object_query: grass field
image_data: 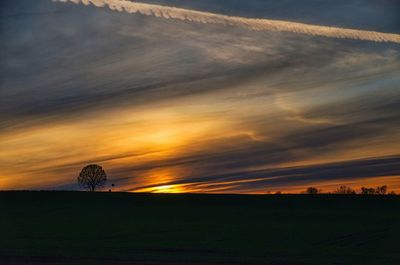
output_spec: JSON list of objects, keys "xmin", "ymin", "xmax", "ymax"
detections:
[{"xmin": 1, "ymin": 192, "xmax": 399, "ymax": 265}]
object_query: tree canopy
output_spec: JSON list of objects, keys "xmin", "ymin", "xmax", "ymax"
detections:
[{"xmin": 78, "ymin": 164, "xmax": 107, "ymax": 191}]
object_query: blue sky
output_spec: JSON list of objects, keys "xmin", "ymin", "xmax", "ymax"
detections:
[{"xmin": 1, "ymin": 0, "xmax": 399, "ymax": 193}]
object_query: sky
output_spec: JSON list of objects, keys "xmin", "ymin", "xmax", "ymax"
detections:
[{"xmin": 1, "ymin": 0, "xmax": 400, "ymax": 193}]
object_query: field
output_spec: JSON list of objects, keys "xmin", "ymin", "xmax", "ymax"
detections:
[{"xmin": 1, "ymin": 192, "xmax": 399, "ymax": 265}]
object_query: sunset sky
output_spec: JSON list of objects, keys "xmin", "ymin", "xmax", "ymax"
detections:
[{"xmin": 1, "ymin": 0, "xmax": 399, "ymax": 193}]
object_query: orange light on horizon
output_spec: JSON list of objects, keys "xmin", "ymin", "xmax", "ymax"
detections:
[{"xmin": 135, "ymin": 184, "xmax": 187, "ymax": 193}]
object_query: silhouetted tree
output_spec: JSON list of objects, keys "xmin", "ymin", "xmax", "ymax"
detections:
[
  {"xmin": 389, "ymin": 191, "xmax": 397, "ymax": 196},
  {"xmin": 375, "ymin": 185, "xmax": 387, "ymax": 195},
  {"xmin": 360, "ymin": 187, "xmax": 376, "ymax": 195},
  {"xmin": 78, "ymin": 164, "xmax": 107, "ymax": 192},
  {"xmin": 306, "ymin": 187, "xmax": 320, "ymax": 194},
  {"xmin": 360, "ymin": 185, "xmax": 390, "ymax": 195},
  {"xmin": 333, "ymin": 185, "xmax": 356, "ymax": 195}
]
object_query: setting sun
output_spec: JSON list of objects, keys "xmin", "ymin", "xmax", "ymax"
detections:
[
  {"xmin": 137, "ymin": 184, "xmax": 186, "ymax": 193},
  {"xmin": 1, "ymin": 1, "xmax": 400, "ymax": 264}
]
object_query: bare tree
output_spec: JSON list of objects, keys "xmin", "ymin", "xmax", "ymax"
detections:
[
  {"xmin": 360, "ymin": 186, "xmax": 388, "ymax": 195},
  {"xmin": 361, "ymin": 187, "xmax": 376, "ymax": 195},
  {"xmin": 305, "ymin": 187, "xmax": 320, "ymax": 194},
  {"xmin": 375, "ymin": 185, "xmax": 387, "ymax": 195},
  {"xmin": 333, "ymin": 185, "xmax": 356, "ymax": 195},
  {"xmin": 78, "ymin": 164, "xmax": 107, "ymax": 192}
]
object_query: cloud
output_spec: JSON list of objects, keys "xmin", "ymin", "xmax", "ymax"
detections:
[
  {"xmin": 128, "ymin": 155, "xmax": 400, "ymax": 193},
  {"xmin": 53, "ymin": 0, "xmax": 400, "ymax": 44},
  {"xmin": 1, "ymin": 0, "xmax": 399, "ymax": 192}
]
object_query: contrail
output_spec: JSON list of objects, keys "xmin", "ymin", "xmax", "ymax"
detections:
[{"xmin": 54, "ymin": 0, "xmax": 400, "ymax": 44}]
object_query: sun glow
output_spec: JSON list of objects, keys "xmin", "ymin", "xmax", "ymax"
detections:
[
  {"xmin": 0, "ymin": 104, "xmax": 233, "ymax": 190},
  {"xmin": 137, "ymin": 184, "xmax": 187, "ymax": 193}
]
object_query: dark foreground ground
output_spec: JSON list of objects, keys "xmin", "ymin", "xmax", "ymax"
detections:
[{"xmin": 0, "ymin": 192, "xmax": 399, "ymax": 265}]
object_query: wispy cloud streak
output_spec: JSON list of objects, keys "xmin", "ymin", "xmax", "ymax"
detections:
[
  {"xmin": 127, "ymin": 155, "xmax": 400, "ymax": 193},
  {"xmin": 1, "ymin": 0, "xmax": 399, "ymax": 192},
  {"xmin": 53, "ymin": 0, "xmax": 400, "ymax": 44}
]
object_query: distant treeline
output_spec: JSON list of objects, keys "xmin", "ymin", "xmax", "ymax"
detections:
[{"xmin": 303, "ymin": 185, "xmax": 396, "ymax": 195}]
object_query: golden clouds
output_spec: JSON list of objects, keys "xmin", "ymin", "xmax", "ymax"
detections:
[
  {"xmin": 0, "ymin": 104, "xmax": 235, "ymax": 190},
  {"xmin": 2, "ymin": 1, "xmax": 400, "ymax": 193}
]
